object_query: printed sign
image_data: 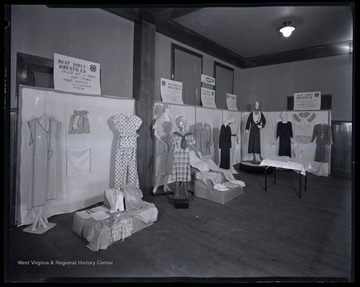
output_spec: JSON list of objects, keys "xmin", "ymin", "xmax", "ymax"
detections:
[
  {"xmin": 201, "ymin": 74, "xmax": 215, "ymax": 86},
  {"xmin": 160, "ymin": 78, "xmax": 184, "ymax": 104},
  {"xmin": 226, "ymin": 93, "xmax": 238, "ymax": 111},
  {"xmin": 54, "ymin": 53, "xmax": 101, "ymax": 95},
  {"xmin": 294, "ymin": 91, "xmax": 321, "ymax": 110},
  {"xmin": 201, "ymin": 87, "xmax": 216, "ymax": 108}
]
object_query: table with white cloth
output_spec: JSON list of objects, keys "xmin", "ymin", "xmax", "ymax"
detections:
[{"xmin": 259, "ymin": 156, "xmax": 312, "ymax": 198}]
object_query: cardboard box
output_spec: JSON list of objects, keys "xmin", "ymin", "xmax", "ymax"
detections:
[{"xmin": 194, "ymin": 179, "xmax": 244, "ymax": 204}]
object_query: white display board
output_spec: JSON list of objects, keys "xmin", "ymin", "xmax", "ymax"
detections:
[{"xmin": 17, "ymin": 86, "xmax": 135, "ymax": 226}]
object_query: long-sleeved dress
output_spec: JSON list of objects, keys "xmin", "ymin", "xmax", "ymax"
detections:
[
  {"xmin": 311, "ymin": 123, "xmax": 333, "ymax": 163},
  {"xmin": 245, "ymin": 111, "xmax": 266, "ymax": 154},
  {"xmin": 219, "ymin": 124, "xmax": 232, "ymax": 169},
  {"xmin": 277, "ymin": 121, "xmax": 293, "ymax": 157}
]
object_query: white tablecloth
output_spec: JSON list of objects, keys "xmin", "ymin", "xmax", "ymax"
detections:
[{"xmin": 259, "ymin": 156, "xmax": 311, "ymax": 176}]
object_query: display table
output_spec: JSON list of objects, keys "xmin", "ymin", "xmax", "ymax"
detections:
[
  {"xmin": 259, "ymin": 156, "xmax": 312, "ymax": 198},
  {"xmin": 194, "ymin": 179, "xmax": 244, "ymax": 204},
  {"xmin": 73, "ymin": 202, "xmax": 158, "ymax": 251}
]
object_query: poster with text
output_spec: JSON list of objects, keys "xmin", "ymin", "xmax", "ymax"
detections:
[
  {"xmin": 294, "ymin": 91, "xmax": 321, "ymax": 110},
  {"xmin": 201, "ymin": 87, "xmax": 216, "ymax": 108},
  {"xmin": 160, "ymin": 78, "xmax": 184, "ymax": 104},
  {"xmin": 226, "ymin": 93, "xmax": 238, "ymax": 111},
  {"xmin": 201, "ymin": 74, "xmax": 215, "ymax": 85},
  {"xmin": 54, "ymin": 53, "xmax": 101, "ymax": 95}
]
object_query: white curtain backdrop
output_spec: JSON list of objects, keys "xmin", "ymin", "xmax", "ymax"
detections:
[{"xmin": 17, "ymin": 86, "xmax": 135, "ymax": 226}]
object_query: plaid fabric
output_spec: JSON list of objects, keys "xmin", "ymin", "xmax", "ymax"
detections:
[
  {"xmin": 111, "ymin": 217, "xmax": 133, "ymax": 242},
  {"xmin": 171, "ymin": 133, "xmax": 195, "ymax": 182}
]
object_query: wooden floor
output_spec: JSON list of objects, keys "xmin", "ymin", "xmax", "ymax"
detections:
[{"xmin": 5, "ymin": 168, "xmax": 353, "ymax": 283}]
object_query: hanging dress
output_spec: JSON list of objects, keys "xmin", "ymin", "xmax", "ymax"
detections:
[
  {"xmin": 153, "ymin": 117, "xmax": 175, "ymax": 176},
  {"xmin": 112, "ymin": 113, "xmax": 142, "ymax": 188},
  {"xmin": 311, "ymin": 123, "xmax": 333, "ymax": 163},
  {"xmin": 277, "ymin": 121, "xmax": 293, "ymax": 157},
  {"xmin": 219, "ymin": 124, "xmax": 232, "ymax": 169},
  {"xmin": 190, "ymin": 122, "xmax": 212, "ymax": 156},
  {"xmin": 27, "ymin": 114, "xmax": 61, "ymax": 209}
]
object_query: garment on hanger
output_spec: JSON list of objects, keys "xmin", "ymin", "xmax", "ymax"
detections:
[
  {"xmin": 171, "ymin": 131, "xmax": 195, "ymax": 182},
  {"xmin": 190, "ymin": 122, "xmax": 212, "ymax": 156},
  {"xmin": 219, "ymin": 124, "xmax": 232, "ymax": 169},
  {"xmin": 27, "ymin": 113, "xmax": 61, "ymax": 209},
  {"xmin": 112, "ymin": 113, "xmax": 142, "ymax": 188},
  {"xmin": 311, "ymin": 123, "xmax": 333, "ymax": 163},
  {"xmin": 277, "ymin": 121, "xmax": 293, "ymax": 157},
  {"xmin": 68, "ymin": 110, "xmax": 90, "ymax": 134},
  {"xmin": 245, "ymin": 111, "xmax": 266, "ymax": 154}
]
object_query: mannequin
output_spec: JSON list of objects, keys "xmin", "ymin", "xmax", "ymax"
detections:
[
  {"xmin": 152, "ymin": 104, "xmax": 175, "ymax": 194},
  {"xmin": 245, "ymin": 101, "xmax": 266, "ymax": 163},
  {"xmin": 275, "ymin": 111, "xmax": 294, "ymax": 157},
  {"xmin": 171, "ymin": 116, "xmax": 200, "ymax": 199}
]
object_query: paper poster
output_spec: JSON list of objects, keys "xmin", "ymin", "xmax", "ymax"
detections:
[
  {"xmin": 293, "ymin": 91, "xmax": 321, "ymax": 110},
  {"xmin": 160, "ymin": 78, "xmax": 184, "ymax": 104},
  {"xmin": 201, "ymin": 74, "xmax": 215, "ymax": 86},
  {"xmin": 54, "ymin": 53, "xmax": 101, "ymax": 95},
  {"xmin": 201, "ymin": 87, "xmax": 216, "ymax": 108},
  {"xmin": 226, "ymin": 93, "xmax": 238, "ymax": 111}
]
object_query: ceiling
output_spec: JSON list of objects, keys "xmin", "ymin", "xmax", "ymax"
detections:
[{"xmin": 102, "ymin": 4, "xmax": 354, "ymax": 68}]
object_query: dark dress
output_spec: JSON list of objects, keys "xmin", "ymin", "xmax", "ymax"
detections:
[
  {"xmin": 277, "ymin": 121, "xmax": 293, "ymax": 157},
  {"xmin": 219, "ymin": 124, "xmax": 232, "ymax": 169},
  {"xmin": 245, "ymin": 112, "xmax": 266, "ymax": 154},
  {"xmin": 311, "ymin": 123, "xmax": 333, "ymax": 163}
]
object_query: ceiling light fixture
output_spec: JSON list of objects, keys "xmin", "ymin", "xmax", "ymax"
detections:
[{"xmin": 279, "ymin": 21, "xmax": 295, "ymax": 38}]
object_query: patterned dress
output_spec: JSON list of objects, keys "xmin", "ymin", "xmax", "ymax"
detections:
[
  {"xmin": 112, "ymin": 113, "xmax": 142, "ymax": 188},
  {"xmin": 171, "ymin": 131, "xmax": 195, "ymax": 182}
]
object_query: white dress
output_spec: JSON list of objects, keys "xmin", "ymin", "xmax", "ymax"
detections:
[{"xmin": 27, "ymin": 114, "xmax": 61, "ymax": 209}]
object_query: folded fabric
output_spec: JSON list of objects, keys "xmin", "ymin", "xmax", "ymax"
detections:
[
  {"xmin": 229, "ymin": 180, "xmax": 246, "ymax": 188},
  {"xmin": 120, "ymin": 185, "xmax": 144, "ymax": 211},
  {"xmin": 105, "ymin": 189, "xmax": 125, "ymax": 212},
  {"xmin": 214, "ymin": 183, "xmax": 229, "ymax": 191}
]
